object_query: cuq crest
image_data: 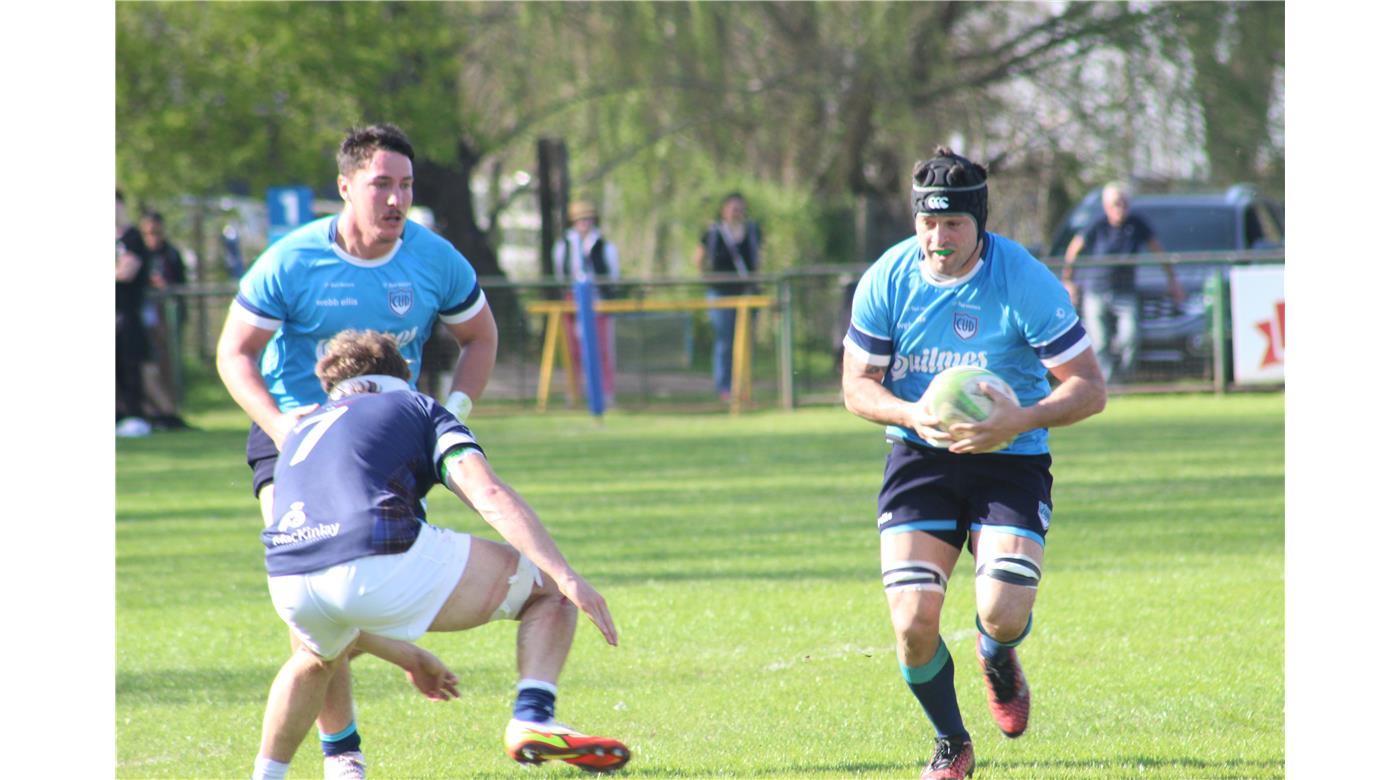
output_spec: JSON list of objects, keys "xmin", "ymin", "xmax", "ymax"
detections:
[
  {"xmin": 953, "ymin": 311, "xmax": 978, "ymax": 340},
  {"xmin": 387, "ymin": 285, "xmax": 414, "ymax": 317}
]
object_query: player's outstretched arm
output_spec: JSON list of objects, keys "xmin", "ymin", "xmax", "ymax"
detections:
[
  {"xmin": 352, "ymin": 633, "xmax": 460, "ymax": 701},
  {"xmin": 841, "ymin": 349, "xmax": 950, "ymax": 446},
  {"xmin": 444, "ymin": 453, "xmax": 619, "ymax": 646}
]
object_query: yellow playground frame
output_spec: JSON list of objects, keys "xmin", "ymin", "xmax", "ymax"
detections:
[{"xmin": 527, "ymin": 295, "xmax": 773, "ymax": 415}]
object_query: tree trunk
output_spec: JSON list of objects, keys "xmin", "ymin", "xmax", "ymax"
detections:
[{"xmin": 413, "ymin": 138, "xmax": 527, "ymax": 389}]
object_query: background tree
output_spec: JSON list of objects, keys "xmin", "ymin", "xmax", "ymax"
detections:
[
  {"xmin": 1173, "ymin": 1, "xmax": 1285, "ymax": 193},
  {"xmin": 117, "ymin": 1, "xmax": 1284, "ymax": 280}
]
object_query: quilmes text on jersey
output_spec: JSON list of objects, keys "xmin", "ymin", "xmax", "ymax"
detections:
[{"xmin": 888, "ymin": 347, "xmax": 988, "ymax": 380}]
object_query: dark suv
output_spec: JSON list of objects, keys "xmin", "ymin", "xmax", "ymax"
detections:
[{"xmin": 1045, "ymin": 185, "xmax": 1284, "ymax": 367}]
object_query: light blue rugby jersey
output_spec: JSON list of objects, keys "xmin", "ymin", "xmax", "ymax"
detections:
[
  {"xmin": 844, "ymin": 232, "xmax": 1090, "ymax": 455},
  {"xmin": 233, "ymin": 216, "xmax": 486, "ymax": 411}
]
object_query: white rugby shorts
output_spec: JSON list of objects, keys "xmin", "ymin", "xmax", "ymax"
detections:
[{"xmin": 267, "ymin": 524, "xmax": 473, "ymax": 659}]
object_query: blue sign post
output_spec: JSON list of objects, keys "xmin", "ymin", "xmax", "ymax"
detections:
[
  {"xmin": 573, "ymin": 278, "xmax": 607, "ymax": 418},
  {"xmin": 267, "ymin": 185, "xmax": 315, "ymax": 244}
]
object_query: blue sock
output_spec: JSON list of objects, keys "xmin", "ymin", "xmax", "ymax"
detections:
[
  {"xmin": 900, "ymin": 638, "xmax": 968, "ymax": 740},
  {"xmin": 976, "ymin": 613, "xmax": 1033, "ymax": 662},
  {"xmin": 319, "ymin": 721, "xmax": 361, "ymax": 757},
  {"xmin": 513, "ymin": 679, "xmax": 558, "ymax": 724}
]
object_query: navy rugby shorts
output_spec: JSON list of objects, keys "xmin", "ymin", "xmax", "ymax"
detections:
[
  {"xmin": 876, "ymin": 438, "xmax": 1054, "ymax": 551},
  {"xmin": 245, "ymin": 423, "xmax": 278, "ymax": 498}
]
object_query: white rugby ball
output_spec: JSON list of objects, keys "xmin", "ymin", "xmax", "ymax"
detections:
[{"xmin": 922, "ymin": 365, "xmax": 1019, "ymax": 450}]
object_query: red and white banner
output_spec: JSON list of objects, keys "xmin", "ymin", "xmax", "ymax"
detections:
[{"xmin": 1230, "ymin": 266, "xmax": 1285, "ymax": 384}]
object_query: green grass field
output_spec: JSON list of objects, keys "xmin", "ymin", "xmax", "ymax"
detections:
[{"xmin": 116, "ymin": 393, "xmax": 1283, "ymax": 779}]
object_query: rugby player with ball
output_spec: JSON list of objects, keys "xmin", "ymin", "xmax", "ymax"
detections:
[{"xmin": 842, "ymin": 148, "xmax": 1106, "ymax": 779}]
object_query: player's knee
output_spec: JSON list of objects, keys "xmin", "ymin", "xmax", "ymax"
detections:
[
  {"xmin": 977, "ymin": 608, "xmax": 1030, "ymax": 644},
  {"xmin": 889, "ymin": 596, "xmax": 942, "ymax": 643},
  {"xmin": 893, "ymin": 614, "xmax": 943, "ymax": 666},
  {"xmin": 975, "ymin": 554, "xmax": 1040, "ymax": 640},
  {"xmin": 522, "ymin": 572, "xmax": 577, "ymax": 621},
  {"xmin": 884, "ymin": 560, "xmax": 947, "ymax": 635}
]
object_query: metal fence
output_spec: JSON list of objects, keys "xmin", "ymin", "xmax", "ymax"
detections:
[{"xmin": 156, "ymin": 249, "xmax": 1283, "ymax": 413}]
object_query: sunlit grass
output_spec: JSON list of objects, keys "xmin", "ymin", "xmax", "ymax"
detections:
[{"xmin": 117, "ymin": 394, "xmax": 1282, "ymax": 778}]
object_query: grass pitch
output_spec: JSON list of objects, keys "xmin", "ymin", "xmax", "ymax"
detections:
[{"xmin": 116, "ymin": 393, "xmax": 1282, "ymax": 778}]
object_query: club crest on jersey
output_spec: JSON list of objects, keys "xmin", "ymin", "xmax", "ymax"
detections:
[
  {"xmin": 387, "ymin": 284, "xmax": 414, "ymax": 317},
  {"xmin": 953, "ymin": 312, "xmax": 978, "ymax": 340}
]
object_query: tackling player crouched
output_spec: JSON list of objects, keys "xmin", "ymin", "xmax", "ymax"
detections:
[
  {"xmin": 842, "ymin": 148, "xmax": 1105, "ymax": 780},
  {"xmin": 251, "ymin": 330, "xmax": 628, "ymax": 779}
]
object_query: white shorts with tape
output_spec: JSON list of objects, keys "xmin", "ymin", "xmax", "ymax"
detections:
[{"xmin": 267, "ymin": 523, "xmax": 473, "ymax": 660}]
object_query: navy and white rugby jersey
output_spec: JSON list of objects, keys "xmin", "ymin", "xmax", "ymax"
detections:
[
  {"xmin": 232, "ymin": 216, "xmax": 487, "ymax": 412},
  {"xmin": 263, "ymin": 380, "xmax": 481, "ymax": 576},
  {"xmin": 844, "ymin": 232, "xmax": 1090, "ymax": 455}
]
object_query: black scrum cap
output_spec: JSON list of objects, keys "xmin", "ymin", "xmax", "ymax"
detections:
[{"xmin": 911, "ymin": 149, "xmax": 988, "ymax": 244}]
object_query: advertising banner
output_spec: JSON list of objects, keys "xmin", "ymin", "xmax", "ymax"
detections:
[{"xmin": 1229, "ymin": 266, "xmax": 1285, "ymax": 384}]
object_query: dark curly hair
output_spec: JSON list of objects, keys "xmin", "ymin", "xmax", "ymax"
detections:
[{"xmin": 337, "ymin": 124, "xmax": 416, "ymax": 176}]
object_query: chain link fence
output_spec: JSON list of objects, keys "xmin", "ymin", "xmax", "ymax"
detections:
[{"xmin": 154, "ymin": 249, "xmax": 1282, "ymax": 414}]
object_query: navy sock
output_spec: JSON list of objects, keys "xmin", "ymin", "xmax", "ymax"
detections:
[
  {"xmin": 319, "ymin": 721, "xmax": 361, "ymax": 757},
  {"xmin": 513, "ymin": 681, "xmax": 557, "ymax": 724},
  {"xmin": 900, "ymin": 638, "xmax": 968, "ymax": 740},
  {"xmin": 976, "ymin": 613, "xmax": 1033, "ymax": 662}
]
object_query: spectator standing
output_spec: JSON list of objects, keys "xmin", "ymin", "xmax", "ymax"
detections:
[
  {"xmin": 222, "ymin": 222, "xmax": 245, "ymax": 278},
  {"xmin": 1059, "ymin": 182, "xmax": 1184, "ymax": 385},
  {"xmin": 693, "ymin": 192, "xmax": 761, "ymax": 400},
  {"xmin": 551, "ymin": 201, "xmax": 620, "ymax": 406},
  {"xmin": 115, "ymin": 190, "xmax": 152, "ymax": 437},
  {"xmin": 139, "ymin": 211, "xmax": 193, "ymax": 431}
]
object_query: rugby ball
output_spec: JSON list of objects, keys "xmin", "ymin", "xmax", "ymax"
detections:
[{"xmin": 922, "ymin": 365, "xmax": 1019, "ymax": 450}]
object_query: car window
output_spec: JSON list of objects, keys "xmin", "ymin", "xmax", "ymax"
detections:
[
  {"xmin": 1135, "ymin": 206, "xmax": 1238, "ymax": 252},
  {"xmin": 1244, "ymin": 207, "xmax": 1263, "ymax": 248}
]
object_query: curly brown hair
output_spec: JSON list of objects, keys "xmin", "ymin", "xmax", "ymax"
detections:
[{"xmin": 315, "ymin": 330, "xmax": 411, "ymax": 392}]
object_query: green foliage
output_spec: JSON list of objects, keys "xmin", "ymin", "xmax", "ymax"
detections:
[
  {"xmin": 117, "ymin": 395, "xmax": 1282, "ymax": 778},
  {"xmin": 1170, "ymin": 1, "xmax": 1285, "ymax": 194},
  {"xmin": 117, "ymin": 2, "xmax": 470, "ymax": 202},
  {"xmin": 118, "ymin": 3, "xmax": 1283, "ymax": 274}
]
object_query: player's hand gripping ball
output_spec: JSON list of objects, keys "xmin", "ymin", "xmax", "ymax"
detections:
[{"xmin": 924, "ymin": 365, "xmax": 1019, "ymax": 451}]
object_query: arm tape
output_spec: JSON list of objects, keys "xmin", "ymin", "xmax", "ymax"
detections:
[
  {"xmin": 444, "ymin": 390, "xmax": 473, "ymax": 421},
  {"xmin": 438, "ymin": 444, "xmax": 482, "ymax": 485}
]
